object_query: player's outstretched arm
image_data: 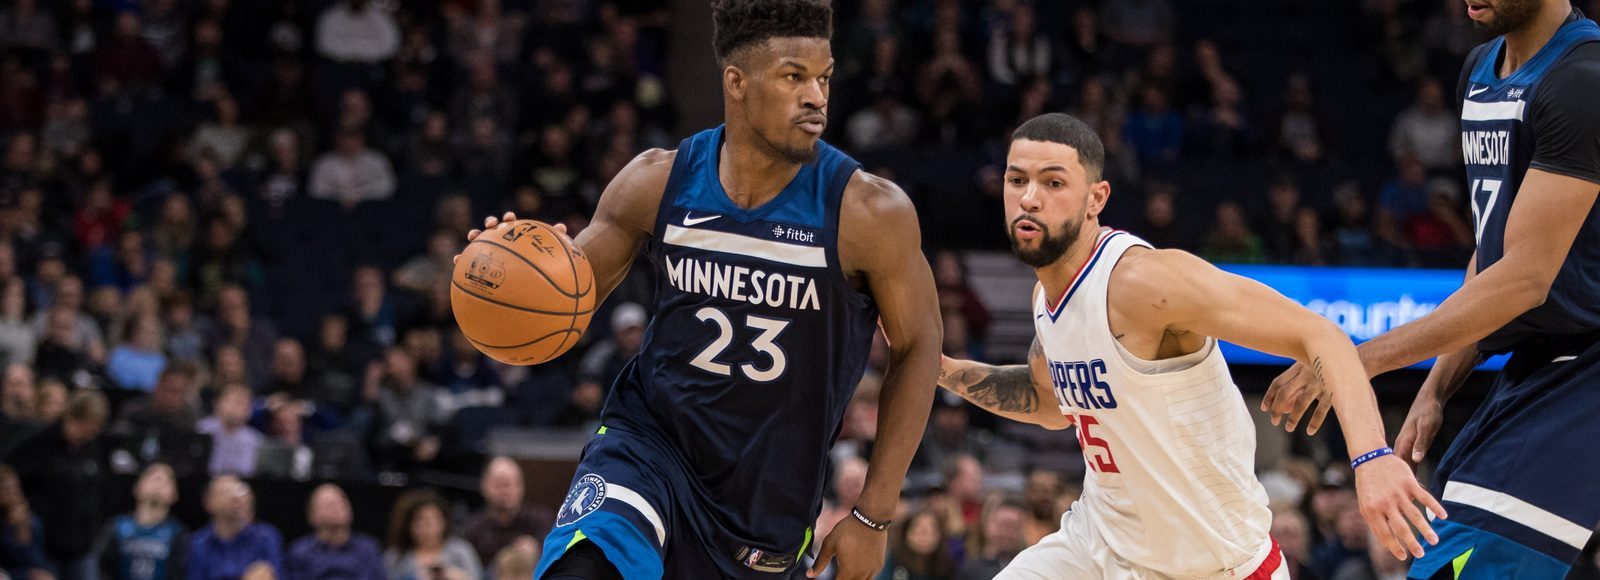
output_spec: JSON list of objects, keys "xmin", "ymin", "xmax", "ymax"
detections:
[
  {"xmin": 808, "ymin": 173, "xmax": 942, "ymax": 580},
  {"xmin": 938, "ymin": 338, "xmax": 1072, "ymax": 430},
  {"xmin": 1112, "ymin": 249, "xmax": 1447, "ymax": 561},
  {"xmin": 460, "ymin": 149, "xmax": 673, "ymax": 312},
  {"xmin": 1265, "ymin": 252, "xmax": 1481, "ymax": 438},
  {"xmin": 1357, "ymin": 169, "xmax": 1599, "ymax": 377}
]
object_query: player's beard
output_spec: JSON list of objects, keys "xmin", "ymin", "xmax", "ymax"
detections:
[
  {"xmin": 1475, "ymin": 0, "xmax": 1542, "ymax": 37},
  {"xmin": 1009, "ymin": 214, "xmax": 1083, "ymax": 269}
]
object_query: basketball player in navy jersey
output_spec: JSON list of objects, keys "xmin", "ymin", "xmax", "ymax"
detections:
[
  {"xmin": 460, "ymin": 1, "xmax": 941, "ymax": 578},
  {"xmin": 1264, "ymin": 1, "xmax": 1600, "ymax": 577}
]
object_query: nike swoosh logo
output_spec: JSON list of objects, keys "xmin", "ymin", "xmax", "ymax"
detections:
[
  {"xmin": 1468, "ymin": 86, "xmax": 1490, "ymax": 97},
  {"xmin": 683, "ymin": 213, "xmax": 721, "ymax": 226}
]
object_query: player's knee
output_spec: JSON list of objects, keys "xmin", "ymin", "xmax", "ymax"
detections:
[{"xmin": 543, "ymin": 540, "xmax": 624, "ymax": 580}]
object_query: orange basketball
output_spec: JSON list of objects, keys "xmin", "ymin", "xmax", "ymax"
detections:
[{"xmin": 451, "ymin": 220, "xmax": 595, "ymax": 365}]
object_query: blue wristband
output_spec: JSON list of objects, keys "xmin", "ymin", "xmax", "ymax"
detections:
[{"xmin": 1350, "ymin": 447, "xmax": 1394, "ymax": 470}]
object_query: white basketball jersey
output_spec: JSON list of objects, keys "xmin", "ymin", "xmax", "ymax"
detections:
[{"xmin": 1033, "ymin": 229, "xmax": 1274, "ymax": 578}]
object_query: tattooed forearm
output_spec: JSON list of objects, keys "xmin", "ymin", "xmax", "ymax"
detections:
[
  {"xmin": 1311, "ymin": 356, "xmax": 1325, "ymax": 383},
  {"xmin": 943, "ymin": 365, "xmax": 1038, "ymax": 413}
]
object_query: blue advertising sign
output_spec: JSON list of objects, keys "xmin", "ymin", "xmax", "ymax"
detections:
[{"xmin": 1215, "ymin": 264, "xmax": 1507, "ymax": 371}]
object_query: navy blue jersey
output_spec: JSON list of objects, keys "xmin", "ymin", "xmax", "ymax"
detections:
[
  {"xmin": 599, "ymin": 126, "xmax": 878, "ymax": 551},
  {"xmin": 105, "ymin": 516, "xmax": 184, "ymax": 580},
  {"xmin": 1460, "ymin": 12, "xmax": 1600, "ymax": 352}
]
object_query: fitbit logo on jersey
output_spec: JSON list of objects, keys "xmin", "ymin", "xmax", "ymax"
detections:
[{"xmin": 664, "ymin": 255, "xmax": 822, "ymax": 310}]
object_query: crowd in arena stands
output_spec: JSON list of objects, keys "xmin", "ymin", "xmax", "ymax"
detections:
[{"xmin": 0, "ymin": 0, "xmax": 1596, "ymax": 579}]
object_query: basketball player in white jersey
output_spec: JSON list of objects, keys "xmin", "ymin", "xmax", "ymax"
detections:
[{"xmin": 935, "ymin": 113, "xmax": 1448, "ymax": 579}]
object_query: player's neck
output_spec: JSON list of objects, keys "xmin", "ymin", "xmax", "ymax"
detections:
[
  {"xmin": 1501, "ymin": 3, "xmax": 1573, "ymax": 76},
  {"xmin": 718, "ymin": 130, "xmax": 804, "ymax": 210},
  {"xmin": 1034, "ymin": 225, "xmax": 1104, "ymax": 305}
]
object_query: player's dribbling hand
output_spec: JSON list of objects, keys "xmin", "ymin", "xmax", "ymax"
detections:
[
  {"xmin": 1261, "ymin": 361, "xmax": 1334, "ymax": 435},
  {"xmin": 1394, "ymin": 394, "xmax": 1445, "ymax": 467},
  {"xmin": 455, "ymin": 212, "xmax": 570, "ymax": 264},
  {"xmin": 807, "ymin": 515, "xmax": 887, "ymax": 580},
  {"xmin": 1354, "ymin": 455, "xmax": 1448, "ymax": 561}
]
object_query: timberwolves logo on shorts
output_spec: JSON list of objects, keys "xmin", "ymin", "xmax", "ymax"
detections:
[{"xmin": 556, "ymin": 473, "xmax": 607, "ymax": 527}]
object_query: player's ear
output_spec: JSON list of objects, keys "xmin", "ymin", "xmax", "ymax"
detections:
[
  {"xmin": 723, "ymin": 64, "xmax": 747, "ymax": 101},
  {"xmin": 1086, "ymin": 179, "xmax": 1111, "ymax": 220}
]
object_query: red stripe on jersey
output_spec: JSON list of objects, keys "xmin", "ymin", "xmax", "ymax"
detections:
[
  {"xmin": 1245, "ymin": 537, "xmax": 1284, "ymax": 580},
  {"xmin": 1045, "ymin": 228, "xmax": 1124, "ymax": 316}
]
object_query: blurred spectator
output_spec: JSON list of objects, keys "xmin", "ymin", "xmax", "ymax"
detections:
[
  {"xmin": 447, "ymin": 0, "xmax": 525, "ymax": 66},
  {"xmin": 459, "ymin": 457, "xmax": 552, "ymax": 566},
  {"xmin": 954, "ymin": 498, "xmax": 1026, "ymax": 580},
  {"xmin": 1309, "ymin": 469, "xmax": 1363, "ymax": 578},
  {"xmin": 93, "ymin": 12, "xmax": 164, "ymax": 89},
  {"xmin": 196, "ymin": 383, "xmax": 263, "ymax": 477},
  {"xmin": 0, "ymin": 463, "xmax": 52, "ymax": 580},
  {"xmin": 489, "ymin": 543, "xmax": 535, "ymax": 580},
  {"xmin": 1329, "ymin": 183, "xmax": 1394, "ymax": 267},
  {"xmin": 1271, "ymin": 508, "xmax": 1321, "ymax": 580},
  {"xmin": 1404, "ymin": 178, "xmax": 1474, "ymax": 267},
  {"xmin": 0, "ymin": 280, "xmax": 34, "ymax": 370},
  {"xmin": 107, "ymin": 315, "xmax": 166, "ymax": 391},
  {"xmin": 1330, "ymin": 531, "xmax": 1408, "ymax": 580},
  {"xmin": 1135, "ymin": 183, "xmax": 1188, "ymax": 250},
  {"xmin": 393, "ymin": 232, "xmax": 458, "ymax": 294},
  {"xmin": 943, "ymin": 455, "xmax": 985, "ymax": 545},
  {"xmin": 0, "ymin": 0, "xmax": 55, "ymax": 54},
  {"xmin": 315, "ymin": 0, "xmax": 400, "ymax": 65},
  {"xmin": 1188, "ymin": 76, "xmax": 1253, "ymax": 159},
  {"xmin": 30, "ymin": 379, "xmax": 62, "ymax": 424},
  {"xmin": 264, "ymin": 338, "xmax": 352, "ymax": 422},
  {"xmin": 1389, "ymin": 79, "xmax": 1458, "ymax": 170},
  {"xmin": 1123, "ymin": 84, "xmax": 1183, "ymax": 169},
  {"xmin": 1199, "ymin": 201, "xmax": 1266, "ymax": 264},
  {"xmin": 308, "ymin": 129, "xmax": 396, "ymax": 209},
  {"xmin": 1021, "ymin": 469, "xmax": 1062, "ymax": 546},
  {"xmin": 879, "ymin": 510, "xmax": 955, "ymax": 580},
  {"xmin": 4, "ymin": 389, "xmax": 108, "ymax": 580},
  {"xmin": 383, "ymin": 490, "xmax": 482, "ymax": 580},
  {"xmin": 95, "ymin": 463, "xmax": 186, "ymax": 580},
  {"xmin": 346, "ymin": 267, "xmax": 404, "ymax": 353},
  {"xmin": 112, "ymin": 364, "xmax": 199, "ymax": 442},
  {"xmin": 0, "ymin": 364, "xmax": 36, "ymax": 455},
  {"xmin": 372, "ymin": 348, "xmax": 446, "ymax": 471},
  {"xmin": 1101, "ymin": 0, "xmax": 1176, "ymax": 49},
  {"xmin": 161, "ymin": 293, "xmax": 210, "ymax": 365},
  {"xmin": 846, "ymin": 89, "xmax": 920, "ymax": 153},
  {"xmin": 986, "ymin": 5, "xmax": 1051, "ymax": 87},
  {"xmin": 189, "ymin": 96, "xmax": 252, "ymax": 171},
  {"xmin": 932, "ymin": 252, "xmax": 991, "ymax": 355},
  {"xmin": 187, "ymin": 477, "xmax": 283, "ymax": 580},
  {"xmin": 1291, "ymin": 209, "xmax": 1330, "ymax": 266},
  {"xmin": 30, "ymin": 277, "xmax": 105, "ymax": 361},
  {"xmin": 1375, "ymin": 155, "xmax": 1430, "ymax": 245},
  {"xmin": 40, "ymin": 99, "xmax": 89, "ymax": 160},
  {"xmin": 169, "ymin": 17, "xmax": 237, "ymax": 104},
  {"xmin": 1275, "ymin": 74, "xmax": 1327, "ymax": 166},
  {"xmin": 285, "ymin": 484, "xmax": 384, "ymax": 580},
  {"xmin": 449, "ymin": 58, "xmax": 518, "ymax": 136},
  {"xmin": 569, "ymin": 303, "xmax": 644, "ymax": 423}
]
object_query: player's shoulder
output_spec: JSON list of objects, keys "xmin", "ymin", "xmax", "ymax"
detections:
[
  {"xmin": 1109, "ymin": 247, "xmax": 1212, "ymax": 299},
  {"xmin": 619, "ymin": 147, "xmax": 678, "ymax": 187},
  {"xmin": 841, "ymin": 169, "xmax": 915, "ymax": 220}
]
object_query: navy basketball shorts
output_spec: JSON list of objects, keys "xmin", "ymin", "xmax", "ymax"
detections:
[
  {"xmin": 1409, "ymin": 334, "xmax": 1600, "ymax": 579},
  {"xmin": 535, "ymin": 426, "xmax": 814, "ymax": 579}
]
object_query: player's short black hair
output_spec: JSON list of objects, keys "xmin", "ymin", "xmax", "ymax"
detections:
[
  {"xmin": 711, "ymin": 0, "xmax": 832, "ymax": 66},
  {"xmin": 1012, "ymin": 113, "xmax": 1106, "ymax": 182}
]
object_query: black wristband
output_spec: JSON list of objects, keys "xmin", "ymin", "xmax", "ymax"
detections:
[{"xmin": 850, "ymin": 506, "xmax": 890, "ymax": 531}]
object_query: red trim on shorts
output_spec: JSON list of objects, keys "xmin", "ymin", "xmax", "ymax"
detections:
[{"xmin": 1244, "ymin": 537, "xmax": 1284, "ymax": 580}]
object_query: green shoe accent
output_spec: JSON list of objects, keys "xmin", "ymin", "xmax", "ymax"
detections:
[
  {"xmin": 565, "ymin": 530, "xmax": 589, "ymax": 551},
  {"xmin": 1452, "ymin": 547, "xmax": 1475, "ymax": 579},
  {"xmin": 598, "ymin": 426, "xmax": 608, "ymax": 435},
  {"xmin": 796, "ymin": 527, "xmax": 814, "ymax": 560}
]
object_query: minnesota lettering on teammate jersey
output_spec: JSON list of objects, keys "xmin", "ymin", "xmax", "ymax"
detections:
[{"xmin": 662, "ymin": 254, "xmax": 823, "ymax": 311}]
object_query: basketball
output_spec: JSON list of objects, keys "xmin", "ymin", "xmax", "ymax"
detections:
[{"xmin": 451, "ymin": 220, "xmax": 596, "ymax": 366}]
